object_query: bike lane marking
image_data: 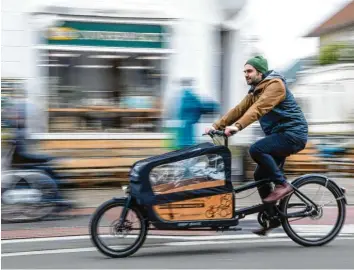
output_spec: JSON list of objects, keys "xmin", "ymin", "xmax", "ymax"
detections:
[
  {"xmin": 3, "ymin": 236, "xmax": 354, "ymax": 258},
  {"xmin": 3, "ymin": 224, "xmax": 354, "ymax": 245}
]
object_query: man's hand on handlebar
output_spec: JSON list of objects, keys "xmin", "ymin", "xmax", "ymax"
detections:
[
  {"xmin": 204, "ymin": 126, "xmax": 216, "ymax": 135},
  {"xmin": 204, "ymin": 125, "xmax": 239, "ymax": 137},
  {"xmin": 225, "ymin": 126, "xmax": 239, "ymax": 137}
]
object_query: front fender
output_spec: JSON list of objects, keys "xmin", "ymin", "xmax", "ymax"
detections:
[
  {"xmin": 112, "ymin": 196, "xmax": 129, "ymax": 204},
  {"xmin": 291, "ymin": 174, "xmax": 347, "ymax": 205}
]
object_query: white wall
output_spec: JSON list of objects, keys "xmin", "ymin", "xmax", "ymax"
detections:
[
  {"xmin": 162, "ymin": 0, "xmax": 224, "ymax": 108},
  {"xmin": 292, "ymin": 64, "xmax": 354, "ymax": 134},
  {"xmin": 2, "ymin": 0, "xmax": 48, "ymax": 133},
  {"xmin": 320, "ymin": 25, "xmax": 354, "ymax": 46},
  {"xmin": 1, "ymin": 0, "xmax": 30, "ymax": 79},
  {"xmin": 219, "ymin": 25, "xmax": 257, "ymax": 145}
]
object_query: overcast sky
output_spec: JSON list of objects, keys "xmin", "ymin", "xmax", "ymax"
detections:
[{"xmin": 240, "ymin": 0, "xmax": 352, "ymax": 70}]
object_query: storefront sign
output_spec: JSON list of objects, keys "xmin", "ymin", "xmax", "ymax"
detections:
[{"xmin": 44, "ymin": 21, "xmax": 169, "ymax": 49}]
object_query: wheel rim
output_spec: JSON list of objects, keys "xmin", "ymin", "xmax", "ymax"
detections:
[
  {"xmin": 95, "ymin": 204, "xmax": 144, "ymax": 254},
  {"xmin": 283, "ymin": 181, "xmax": 343, "ymax": 243}
]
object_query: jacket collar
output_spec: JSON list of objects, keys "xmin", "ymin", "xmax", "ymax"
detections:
[{"xmin": 248, "ymin": 70, "xmax": 272, "ymax": 94}]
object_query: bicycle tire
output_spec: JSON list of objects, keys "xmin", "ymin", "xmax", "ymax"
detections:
[
  {"xmin": 89, "ymin": 199, "xmax": 148, "ymax": 258},
  {"xmin": 279, "ymin": 176, "xmax": 346, "ymax": 247}
]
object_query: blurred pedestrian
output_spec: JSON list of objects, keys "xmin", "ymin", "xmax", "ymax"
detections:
[{"xmin": 176, "ymin": 78, "xmax": 219, "ymax": 148}]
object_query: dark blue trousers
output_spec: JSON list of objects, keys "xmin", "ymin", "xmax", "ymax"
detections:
[{"xmin": 249, "ymin": 132, "xmax": 306, "ymax": 199}]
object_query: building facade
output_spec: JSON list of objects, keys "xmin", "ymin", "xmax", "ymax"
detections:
[{"xmin": 2, "ymin": 0, "xmax": 254, "ymax": 140}]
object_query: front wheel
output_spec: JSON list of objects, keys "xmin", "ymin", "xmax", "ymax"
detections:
[
  {"xmin": 89, "ymin": 199, "xmax": 148, "ymax": 258},
  {"xmin": 279, "ymin": 176, "xmax": 346, "ymax": 247}
]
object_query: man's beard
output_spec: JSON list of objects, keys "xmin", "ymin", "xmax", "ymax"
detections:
[{"xmin": 247, "ymin": 77, "xmax": 261, "ymax": 86}]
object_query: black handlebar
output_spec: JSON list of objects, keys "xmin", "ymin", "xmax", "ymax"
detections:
[
  {"xmin": 203, "ymin": 130, "xmax": 226, "ymax": 137},
  {"xmin": 202, "ymin": 129, "xmax": 237, "ymax": 147},
  {"xmin": 202, "ymin": 129, "xmax": 237, "ymax": 137}
]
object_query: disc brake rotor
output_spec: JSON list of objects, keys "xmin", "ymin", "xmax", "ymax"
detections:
[{"xmin": 111, "ymin": 220, "xmax": 133, "ymax": 237}]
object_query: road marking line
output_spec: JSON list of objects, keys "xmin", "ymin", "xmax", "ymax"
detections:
[
  {"xmin": 2, "ymin": 237, "xmax": 354, "ymax": 257},
  {"xmin": 1, "ymin": 234, "xmax": 267, "ymax": 244},
  {"xmin": 2, "ymin": 224, "xmax": 354, "ymax": 245},
  {"xmin": 1, "ymin": 247, "xmax": 97, "ymax": 257},
  {"xmin": 2, "ymin": 235, "xmax": 90, "ymax": 244},
  {"xmin": 0, "ymin": 233, "xmax": 292, "ymax": 244},
  {"xmin": 3, "ymin": 227, "xmax": 354, "ymax": 244}
]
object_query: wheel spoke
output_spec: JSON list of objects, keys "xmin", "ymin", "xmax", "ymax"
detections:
[
  {"xmin": 281, "ymin": 177, "xmax": 345, "ymax": 246},
  {"xmin": 90, "ymin": 201, "xmax": 147, "ymax": 258}
]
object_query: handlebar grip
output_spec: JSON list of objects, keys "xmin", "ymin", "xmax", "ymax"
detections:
[
  {"xmin": 213, "ymin": 130, "xmax": 225, "ymax": 136},
  {"xmin": 202, "ymin": 130, "xmax": 226, "ymax": 137}
]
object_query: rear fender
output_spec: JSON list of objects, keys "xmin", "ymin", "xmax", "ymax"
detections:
[{"xmin": 291, "ymin": 174, "xmax": 347, "ymax": 205}]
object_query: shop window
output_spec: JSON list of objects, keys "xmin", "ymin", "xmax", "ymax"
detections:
[{"xmin": 40, "ymin": 51, "xmax": 167, "ymax": 133}]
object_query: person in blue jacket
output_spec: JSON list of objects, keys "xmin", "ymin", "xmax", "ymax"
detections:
[{"xmin": 176, "ymin": 78, "xmax": 220, "ymax": 149}]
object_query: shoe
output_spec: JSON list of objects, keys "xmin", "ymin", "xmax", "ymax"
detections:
[
  {"xmin": 263, "ymin": 182, "xmax": 293, "ymax": 203},
  {"xmin": 252, "ymin": 218, "xmax": 281, "ymax": 236}
]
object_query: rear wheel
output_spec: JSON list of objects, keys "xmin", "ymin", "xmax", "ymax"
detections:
[
  {"xmin": 90, "ymin": 199, "xmax": 148, "ymax": 258},
  {"xmin": 1, "ymin": 171, "xmax": 57, "ymax": 223},
  {"xmin": 280, "ymin": 176, "xmax": 346, "ymax": 246}
]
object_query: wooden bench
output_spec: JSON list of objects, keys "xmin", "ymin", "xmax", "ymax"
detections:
[
  {"xmin": 245, "ymin": 141, "xmax": 354, "ymax": 180},
  {"xmin": 320, "ymin": 146, "xmax": 354, "ymax": 177},
  {"xmin": 37, "ymin": 138, "xmax": 354, "ymax": 186},
  {"xmin": 37, "ymin": 139, "xmax": 171, "ymax": 187},
  {"xmin": 243, "ymin": 142, "xmax": 329, "ymax": 181}
]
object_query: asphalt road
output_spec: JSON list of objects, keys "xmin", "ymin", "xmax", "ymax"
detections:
[
  {"xmin": 2, "ymin": 205, "xmax": 354, "ymax": 269},
  {"xmin": 2, "ymin": 234, "xmax": 354, "ymax": 269}
]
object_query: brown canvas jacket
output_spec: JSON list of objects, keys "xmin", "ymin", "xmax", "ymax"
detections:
[{"xmin": 212, "ymin": 78, "xmax": 286, "ymax": 130}]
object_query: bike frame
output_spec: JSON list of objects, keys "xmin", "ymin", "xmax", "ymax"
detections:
[
  {"xmin": 115, "ymin": 133, "xmax": 346, "ymax": 231},
  {"xmin": 117, "ymin": 175, "xmax": 323, "ymax": 232}
]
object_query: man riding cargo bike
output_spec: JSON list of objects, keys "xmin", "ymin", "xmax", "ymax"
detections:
[
  {"xmin": 206, "ymin": 56, "xmax": 309, "ymax": 235},
  {"xmin": 89, "ymin": 56, "xmax": 347, "ymax": 258}
]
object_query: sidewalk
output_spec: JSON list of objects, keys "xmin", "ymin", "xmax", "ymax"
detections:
[{"xmin": 66, "ymin": 178, "xmax": 354, "ymax": 209}]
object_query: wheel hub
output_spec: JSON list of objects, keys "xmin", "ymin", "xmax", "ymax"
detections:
[
  {"xmin": 310, "ymin": 207, "xmax": 323, "ymax": 220},
  {"xmin": 112, "ymin": 220, "xmax": 133, "ymax": 237}
]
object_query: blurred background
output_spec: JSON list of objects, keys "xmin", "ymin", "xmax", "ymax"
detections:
[{"xmin": 1, "ymin": 0, "xmax": 354, "ymax": 221}]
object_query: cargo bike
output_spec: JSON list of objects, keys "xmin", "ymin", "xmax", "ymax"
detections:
[{"xmin": 89, "ymin": 130, "xmax": 347, "ymax": 258}]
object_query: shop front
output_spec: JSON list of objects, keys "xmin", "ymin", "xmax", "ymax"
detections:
[{"xmin": 37, "ymin": 19, "xmax": 172, "ymax": 134}]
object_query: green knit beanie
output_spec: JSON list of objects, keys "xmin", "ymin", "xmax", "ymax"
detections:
[{"xmin": 245, "ymin": 56, "xmax": 268, "ymax": 74}]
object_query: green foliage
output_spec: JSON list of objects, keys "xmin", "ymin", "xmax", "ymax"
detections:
[{"xmin": 319, "ymin": 43, "xmax": 347, "ymax": 65}]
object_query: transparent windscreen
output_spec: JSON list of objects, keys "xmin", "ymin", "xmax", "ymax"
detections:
[{"xmin": 149, "ymin": 154, "xmax": 226, "ymax": 195}]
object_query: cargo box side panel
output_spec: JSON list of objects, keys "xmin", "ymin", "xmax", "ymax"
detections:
[{"xmin": 153, "ymin": 193, "xmax": 234, "ymax": 221}]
